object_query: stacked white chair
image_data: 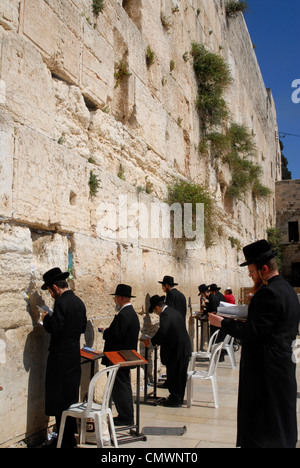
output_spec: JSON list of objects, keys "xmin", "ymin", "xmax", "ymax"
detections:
[{"xmin": 186, "ymin": 342, "xmax": 223, "ymax": 409}]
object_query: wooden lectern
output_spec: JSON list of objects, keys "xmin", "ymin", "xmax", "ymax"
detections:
[{"xmin": 104, "ymin": 350, "xmax": 147, "ymax": 444}]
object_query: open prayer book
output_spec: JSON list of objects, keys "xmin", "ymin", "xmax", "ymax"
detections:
[
  {"xmin": 37, "ymin": 305, "xmax": 53, "ymax": 324},
  {"xmin": 217, "ymin": 301, "xmax": 248, "ymax": 319}
]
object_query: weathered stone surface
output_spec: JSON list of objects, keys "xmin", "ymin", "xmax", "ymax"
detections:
[{"xmin": 0, "ymin": 0, "xmax": 281, "ymax": 446}]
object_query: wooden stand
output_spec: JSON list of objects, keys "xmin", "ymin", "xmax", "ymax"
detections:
[
  {"xmin": 104, "ymin": 350, "xmax": 147, "ymax": 445},
  {"xmin": 80, "ymin": 347, "xmax": 104, "ymax": 380}
]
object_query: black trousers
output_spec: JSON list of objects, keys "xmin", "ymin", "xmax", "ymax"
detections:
[
  {"xmin": 111, "ymin": 367, "xmax": 134, "ymax": 424},
  {"xmin": 166, "ymin": 355, "xmax": 190, "ymax": 404},
  {"xmin": 55, "ymin": 413, "xmax": 77, "ymax": 448}
]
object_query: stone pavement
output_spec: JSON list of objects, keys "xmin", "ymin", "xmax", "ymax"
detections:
[
  {"xmin": 106, "ymin": 349, "xmax": 300, "ymax": 450},
  {"xmin": 126, "ymin": 351, "xmax": 241, "ymax": 449}
]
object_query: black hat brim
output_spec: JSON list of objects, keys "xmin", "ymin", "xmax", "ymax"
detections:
[
  {"xmin": 110, "ymin": 293, "xmax": 136, "ymax": 298},
  {"xmin": 158, "ymin": 281, "xmax": 178, "ymax": 286}
]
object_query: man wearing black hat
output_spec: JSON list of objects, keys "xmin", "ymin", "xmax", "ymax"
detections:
[
  {"xmin": 158, "ymin": 276, "xmax": 187, "ymax": 323},
  {"xmin": 209, "ymin": 240, "xmax": 300, "ymax": 448},
  {"xmin": 206, "ymin": 283, "xmax": 226, "ymax": 314},
  {"xmin": 100, "ymin": 284, "xmax": 140, "ymax": 426},
  {"xmin": 144, "ymin": 295, "xmax": 191, "ymax": 407},
  {"xmin": 41, "ymin": 267, "xmax": 87, "ymax": 448}
]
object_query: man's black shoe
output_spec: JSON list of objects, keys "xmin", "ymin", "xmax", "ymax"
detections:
[{"xmin": 113, "ymin": 417, "xmax": 134, "ymax": 427}]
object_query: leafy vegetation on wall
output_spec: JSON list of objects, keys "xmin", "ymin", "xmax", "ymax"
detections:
[{"xmin": 167, "ymin": 179, "xmax": 217, "ymax": 248}]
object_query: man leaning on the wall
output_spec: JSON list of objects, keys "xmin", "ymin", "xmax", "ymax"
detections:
[{"xmin": 41, "ymin": 267, "xmax": 87, "ymax": 448}]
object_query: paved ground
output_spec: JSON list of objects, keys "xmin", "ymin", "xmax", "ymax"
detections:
[{"xmin": 97, "ymin": 348, "xmax": 300, "ymax": 450}]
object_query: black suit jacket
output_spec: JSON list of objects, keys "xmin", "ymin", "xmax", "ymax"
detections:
[
  {"xmin": 222, "ymin": 274, "xmax": 300, "ymax": 448},
  {"xmin": 151, "ymin": 306, "xmax": 191, "ymax": 365},
  {"xmin": 102, "ymin": 304, "xmax": 140, "ymax": 366},
  {"xmin": 206, "ymin": 291, "xmax": 226, "ymax": 313},
  {"xmin": 43, "ymin": 290, "xmax": 87, "ymax": 415},
  {"xmin": 166, "ymin": 288, "xmax": 187, "ymax": 321}
]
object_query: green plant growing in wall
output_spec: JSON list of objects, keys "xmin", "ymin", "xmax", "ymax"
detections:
[
  {"xmin": 92, "ymin": 0, "xmax": 105, "ymax": 16},
  {"xmin": 205, "ymin": 123, "xmax": 271, "ymax": 200},
  {"xmin": 167, "ymin": 179, "xmax": 217, "ymax": 248},
  {"xmin": 191, "ymin": 43, "xmax": 232, "ymax": 132},
  {"xmin": 89, "ymin": 170, "xmax": 100, "ymax": 197},
  {"xmin": 118, "ymin": 164, "xmax": 126, "ymax": 181},
  {"xmin": 114, "ymin": 61, "xmax": 132, "ymax": 89},
  {"xmin": 228, "ymin": 236, "xmax": 241, "ymax": 250},
  {"xmin": 225, "ymin": 0, "xmax": 248, "ymax": 18},
  {"xmin": 146, "ymin": 46, "xmax": 155, "ymax": 68}
]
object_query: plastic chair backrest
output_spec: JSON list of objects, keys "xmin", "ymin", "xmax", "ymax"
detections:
[
  {"xmin": 85, "ymin": 364, "xmax": 120, "ymax": 416},
  {"xmin": 207, "ymin": 342, "xmax": 223, "ymax": 377}
]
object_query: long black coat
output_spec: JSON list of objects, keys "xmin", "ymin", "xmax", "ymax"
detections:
[
  {"xmin": 102, "ymin": 304, "xmax": 140, "ymax": 366},
  {"xmin": 166, "ymin": 288, "xmax": 187, "ymax": 321},
  {"xmin": 222, "ymin": 275, "xmax": 300, "ymax": 448},
  {"xmin": 151, "ymin": 306, "xmax": 191, "ymax": 365},
  {"xmin": 43, "ymin": 290, "xmax": 87, "ymax": 416}
]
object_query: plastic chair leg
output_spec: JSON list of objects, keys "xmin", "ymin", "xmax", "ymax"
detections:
[
  {"xmin": 57, "ymin": 412, "xmax": 67, "ymax": 448},
  {"xmin": 94, "ymin": 413, "xmax": 103, "ymax": 448},
  {"xmin": 226, "ymin": 347, "xmax": 236, "ymax": 369},
  {"xmin": 108, "ymin": 410, "xmax": 118, "ymax": 448},
  {"xmin": 186, "ymin": 375, "xmax": 192, "ymax": 408},
  {"xmin": 211, "ymin": 375, "xmax": 219, "ymax": 408},
  {"xmin": 79, "ymin": 417, "xmax": 87, "ymax": 445}
]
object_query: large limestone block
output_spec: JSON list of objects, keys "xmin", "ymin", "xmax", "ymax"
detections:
[
  {"xmin": 0, "ymin": 325, "xmax": 50, "ymax": 446},
  {"xmin": 0, "ymin": 114, "xmax": 14, "ymax": 218},
  {"xmin": 81, "ymin": 21, "xmax": 115, "ymax": 106},
  {"xmin": 13, "ymin": 126, "xmax": 90, "ymax": 233},
  {"xmin": 0, "ymin": 28, "xmax": 55, "ymax": 135},
  {"xmin": 0, "ymin": 0, "xmax": 19, "ymax": 31},
  {"xmin": 53, "ymin": 78, "xmax": 91, "ymax": 159},
  {"xmin": 131, "ymin": 77, "xmax": 167, "ymax": 156},
  {"xmin": 71, "ymin": 232, "xmax": 120, "ymax": 319},
  {"xmin": 23, "ymin": 0, "xmax": 81, "ymax": 84},
  {"xmin": 0, "ymin": 226, "xmax": 33, "ymax": 329}
]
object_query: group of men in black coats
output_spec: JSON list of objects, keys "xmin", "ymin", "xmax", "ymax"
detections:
[{"xmin": 41, "ymin": 238, "xmax": 300, "ymax": 449}]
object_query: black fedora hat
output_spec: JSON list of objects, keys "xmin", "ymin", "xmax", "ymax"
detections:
[
  {"xmin": 41, "ymin": 267, "xmax": 69, "ymax": 290},
  {"xmin": 110, "ymin": 284, "xmax": 136, "ymax": 298},
  {"xmin": 240, "ymin": 240, "xmax": 279, "ymax": 267},
  {"xmin": 209, "ymin": 283, "xmax": 221, "ymax": 292},
  {"xmin": 198, "ymin": 284, "xmax": 209, "ymax": 295},
  {"xmin": 158, "ymin": 276, "xmax": 178, "ymax": 286},
  {"xmin": 148, "ymin": 295, "xmax": 166, "ymax": 313}
]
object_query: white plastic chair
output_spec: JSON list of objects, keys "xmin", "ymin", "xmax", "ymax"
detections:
[
  {"xmin": 186, "ymin": 342, "xmax": 223, "ymax": 409},
  {"xmin": 57, "ymin": 364, "xmax": 120, "ymax": 448},
  {"xmin": 222, "ymin": 335, "xmax": 236, "ymax": 369},
  {"xmin": 190, "ymin": 330, "xmax": 220, "ymax": 369}
]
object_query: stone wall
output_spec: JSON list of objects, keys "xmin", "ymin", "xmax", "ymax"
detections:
[
  {"xmin": 276, "ymin": 179, "xmax": 300, "ymax": 287},
  {"xmin": 0, "ymin": 0, "xmax": 281, "ymax": 446}
]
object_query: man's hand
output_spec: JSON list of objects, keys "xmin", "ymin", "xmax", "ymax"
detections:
[
  {"xmin": 41, "ymin": 311, "xmax": 49, "ymax": 321},
  {"xmin": 143, "ymin": 338, "xmax": 152, "ymax": 348},
  {"xmin": 208, "ymin": 313, "xmax": 224, "ymax": 328}
]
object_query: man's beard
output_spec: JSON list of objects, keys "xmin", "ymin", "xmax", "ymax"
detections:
[{"xmin": 251, "ymin": 276, "xmax": 264, "ymax": 294}]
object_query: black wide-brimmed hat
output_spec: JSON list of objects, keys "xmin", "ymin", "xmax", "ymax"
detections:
[
  {"xmin": 41, "ymin": 267, "xmax": 69, "ymax": 290},
  {"xmin": 198, "ymin": 284, "xmax": 209, "ymax": 295},
  {"xmin": 158, "ymin": 276, "xmax": 178, "ymax": 286},
  {"xmin": 209, "ymin": 283, "xmax": 221, "ymax": 292},
  {"xmin": 240, "ymin": 240, "xmax": 279, "ymax": 267},
  {"xmin": 110, "ymin": 284, "xmax": 136, "ymax": 298},
  {"xmin": 148, "ymin": 295, "xmax": 166, "ymax": 313}
]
